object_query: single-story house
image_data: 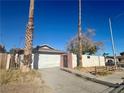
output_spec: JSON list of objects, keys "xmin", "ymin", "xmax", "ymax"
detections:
[
  {"xmin": 117, "ymin": 56, "xmax": 124, "ymax": 63},
  {"xmin": 117, "ymin": 52, "xmax": 124, "ymax": 66},
  {"xmin": 5, "ymin": 44, "xmax": 106, "ymax": 69},
  {"xmin": 105, "ymin": 56, "xmax": 115, "ymax": 63},
  {"xmin": 32, "ymin": 44, "xmax": 105, "ymax": 69},
  {"xmin": 119, "ymin": 52, "xmax": 124, "ymax": 63},
  {"xmin": 32, "ymin": 44, "xmax": 65, "ymax": 69}
]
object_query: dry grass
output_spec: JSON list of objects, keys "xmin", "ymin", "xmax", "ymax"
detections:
[
  {"xmin": 75, "ymin": 66, "xmax": 113, "ymax": 76},
  {"xmin": 0, "ymin": 69, "xmax": 53, "ymax": 93},
  {"xmin": 0, "ymin": 69, "xmax": 41, "ymax": 85},
  {"xmin": 94, "ymin": 70, "xmax": 113, "ymax": 76}
]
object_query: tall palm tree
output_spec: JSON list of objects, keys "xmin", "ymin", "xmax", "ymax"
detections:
[{"xmin": 21, "ymin": 0, "xmax": 34, "ymax": 72}]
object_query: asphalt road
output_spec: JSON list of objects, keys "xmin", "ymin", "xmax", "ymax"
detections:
[{"xmin": 39, "ymin": 67, "xmax": 114, "ymax": 93}]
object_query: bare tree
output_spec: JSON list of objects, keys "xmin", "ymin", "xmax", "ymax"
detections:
[
  {"xmin": 0, "ymin": 44, "xmax": 6, "ymax": 53},
  {"xmin": 67, "ymin": 28, "xmax": 103, "ymax": 55}
]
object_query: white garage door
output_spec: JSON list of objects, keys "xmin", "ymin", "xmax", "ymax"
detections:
[{"xmin": 38, "ymin": 54, "xmax": 61, "ymax": 68}]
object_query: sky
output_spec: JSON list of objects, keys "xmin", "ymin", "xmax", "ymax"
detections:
[{"xmin": 0, "ymin": 0, "xmax": 124, "ymax": 55}]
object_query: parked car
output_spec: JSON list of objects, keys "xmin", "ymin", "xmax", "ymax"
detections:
[
  {"xmin": 105, "ymin": 60, "xmax": 121, "ymax": 67},
  {"xmin": 105, "ymin": 60, "xmax": 115, "ymax": 66}
]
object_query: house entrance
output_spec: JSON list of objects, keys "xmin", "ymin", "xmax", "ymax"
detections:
[{"xmin": 63, "ymin": 55, "xmax": 68, "ymax": 67}]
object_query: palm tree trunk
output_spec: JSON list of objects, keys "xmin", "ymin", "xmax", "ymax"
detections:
[{"xmin": 21, "ymin": 0, "xmax": 34, "ymax": 72}]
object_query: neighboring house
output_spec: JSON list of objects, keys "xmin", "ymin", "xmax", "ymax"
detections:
[
  {"xmin": 105, "ymin": 53, "xmax": 124, "ymax": 67},
  {"xmin": 32, "ymin": 44, "xmax": 65, "ymax": 69},
  {"xmin": 117, "ymin": 52, "xmax": 124, "ymax": 66},
  {"xmin": 117, "ymin": 56, "xmax": 124, "ymax": 64},
  {"xmin": 120, "ymin": 52, "xmax": 124, "ymax": 56},
  {"xmin": 105, "ymin": 52, "xmax": 124, "ymax": 64},
  {"xmin": 105, "ymin": 56, "xmax": 114, "ymax": 63},
  {"xmin": 105, "ymin": 56, "xmax": 120, "ymax": 63}
]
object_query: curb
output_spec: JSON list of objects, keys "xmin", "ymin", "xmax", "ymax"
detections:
[
  {"xmin": 61, "ymin": 67, "xmax": 120, "ymax": 88},
  {"xmin": 109, "ymin": 85, "xmax": 124, "ymax": 93}
]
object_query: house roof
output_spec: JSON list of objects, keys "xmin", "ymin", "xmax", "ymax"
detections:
[
  {"xmin": 33, "ymin": 44, "xmax": 65, "ymax": 54},
  {"xmin": 106, "ymin": 55, "xmax": 124, "ymax": 59},
  {"xmin": 117, "ymin": 56, "xmax": 124, "ymax": 59},
  {"xmin": 9, "ymin": 48, "xmax": 24, "ymax": 54},
  {"xmin": 105, "ymin": 56, "xmax": 114, "ymax": 59},
  {"xmin": 120, "ymin": 52, "xmax": 124, "ymax": 56}
]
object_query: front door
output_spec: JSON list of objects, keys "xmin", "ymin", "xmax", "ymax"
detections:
[{"xmin": 63, "ymin": 55, "xmax": 68, "ymax": 67}]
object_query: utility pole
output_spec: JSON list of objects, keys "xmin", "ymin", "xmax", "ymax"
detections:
[
  {"xmin": 109, "ymin": 18, "xmax": 117, "ymax": 69},
  {"xmin": 22, "ymin": 0, "xmax": 34, "ymax": 72},
  {"xmin": 77, "ymin": 0, "xmax": 82, "ymax": 67}
]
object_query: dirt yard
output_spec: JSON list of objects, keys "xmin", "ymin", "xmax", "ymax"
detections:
[
  {"xmin": 0, "ymin": 69, "xmax": 53, "ymax": 93},
  {"xmin": 75, "ymin": 66, "xmax": 118, "ymax": 76},
  {"xmin": 75, "ymin": 66, "xmax": 124, "ymax": 83}
]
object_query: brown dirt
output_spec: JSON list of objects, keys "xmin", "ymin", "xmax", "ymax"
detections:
[{"xmin": 75, "ymin": 66, "xmax": 114, "ymax": 76}]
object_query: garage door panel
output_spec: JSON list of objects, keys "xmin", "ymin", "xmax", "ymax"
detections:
[{"xmin": 38, "ymin": 54, "xmax": 60, "ymax": 68}]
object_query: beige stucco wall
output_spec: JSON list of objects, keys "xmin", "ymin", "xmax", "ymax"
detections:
[
  {"xmin": 72, "ymin": 53, "xmax": 77, "ymax": 68},
  {"xmin": 72, "ymin": 53, "xmax": 105, "ymax": 68},
  {"xmin": 82, "ymin": 55, "xmax": 105, "ymax": 67}
]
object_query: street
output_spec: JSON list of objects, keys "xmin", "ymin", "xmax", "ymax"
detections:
[{"xmin": 39, "ymin": 67, "xmax": 113, "ymax": 93}]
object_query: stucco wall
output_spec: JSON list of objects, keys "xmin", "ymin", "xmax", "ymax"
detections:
[
  {"xmin": 72, "ymin": 54, "xmax": 77, "ymax": 68},
  {"xmin": 72, "ymin": 54, "xmax": 105, "ymax": 68},
  {"xmin": 82, "ymin": 55, "xmax": 105, "ymax": 67}
]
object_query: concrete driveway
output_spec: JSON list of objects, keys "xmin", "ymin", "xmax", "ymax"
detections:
[{"xmin": 39, "ymin": 67, "xmax": 113, "ymax": 93}]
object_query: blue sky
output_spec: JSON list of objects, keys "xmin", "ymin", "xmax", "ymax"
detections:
[{"xmin": 0, "ymin": 0, "xmax": 124, "ymax": 55}]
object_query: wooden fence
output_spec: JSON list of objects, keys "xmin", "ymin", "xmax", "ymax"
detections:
[
  {"xmin": 0, "ymin": 53, "xmax": 23, "ymax": 69},
  {"xmin": 0, "ymin": 53, "xmax": 8, "ymax": 69}
]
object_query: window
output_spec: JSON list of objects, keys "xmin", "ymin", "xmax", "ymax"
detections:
[{"xmin": 87, "ymin": 56, "xmax": 90, "ymax": 59}]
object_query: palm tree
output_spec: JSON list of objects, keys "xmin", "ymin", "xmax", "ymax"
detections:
[{"xmin": 21, "ymin": 0, "xmax": 34, "ymax": 72}]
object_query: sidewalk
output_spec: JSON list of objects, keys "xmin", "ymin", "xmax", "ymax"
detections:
[
  {"xmin": 96, "ymin": 71, "xmax": 124, "ymax": 84},
  {"xmin": 61, "ymin": 67, "xmax": 124, "ymax": 88}
]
